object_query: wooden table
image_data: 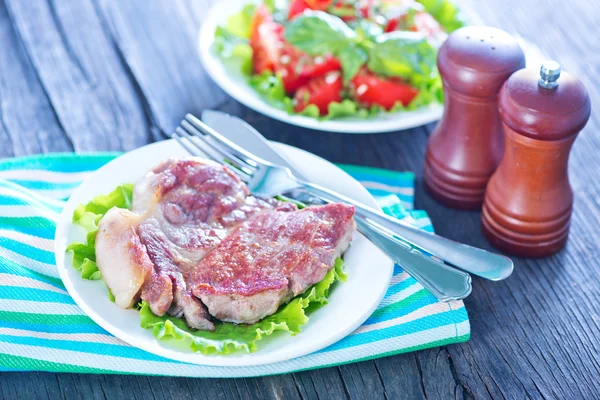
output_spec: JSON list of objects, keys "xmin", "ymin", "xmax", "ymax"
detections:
[{"xmin": 0, "ymin": 1, "xmax": 598, "ymax": 398}]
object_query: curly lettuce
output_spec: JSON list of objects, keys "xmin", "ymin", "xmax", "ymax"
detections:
[{"xmin": 67, "ymin": 184, "xmax": 347, "ymax": 354}]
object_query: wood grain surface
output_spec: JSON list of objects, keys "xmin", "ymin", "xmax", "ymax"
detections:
[{"xmin": 0, "ymin": 0, "xmax": 598, "ymax": 399}]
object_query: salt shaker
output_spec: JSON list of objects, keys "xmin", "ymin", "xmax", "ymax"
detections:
[
  {"xmin": 424, "ymin": 26, "xmax": 525, "ymax": 209},
  {"xmin": 482, "ymin": 61, "xmax": 591, "ymax": 257}
]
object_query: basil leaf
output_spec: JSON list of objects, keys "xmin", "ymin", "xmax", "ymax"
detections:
[
  {"xmin": 338, "ymin": 45, "xmax": 367, "ymax": 83},
  {"xmin": 351, "ymin": 19, "xmax": 384, "ymax": 42},
  {"xmin": 367, "ymin": 32, "xmax": 437, "ymax": 85},
  {"xmin": 284, "ymin": 11, "xmax": 355, "ymax": 54},
  {"xmin": 285, "ymin": 11, "xmax": 365, "ymax": 82}
]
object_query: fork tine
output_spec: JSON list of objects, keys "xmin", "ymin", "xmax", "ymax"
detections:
[
  {"xmin": 185, "ymin": 114, "xmax": 265, "ymax": 168},
  {"xmin": 176, "ymin": 126, "xmax": 224, "ymax": 164},
  {"xmin": 171, "ymin": 131, "xmax": 203, "ymax": 157},
  {"xmin": 172, "ymin": 129, "xmax": 250, "ymax": 182},
  {"xmin": 180, "ymin": 121, "xmax": 255, "ymax": 176}
]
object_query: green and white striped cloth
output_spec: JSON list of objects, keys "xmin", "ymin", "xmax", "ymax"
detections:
[{"xmin": 0, "ymin": 153, "xmax": 469, "ymax": 377}]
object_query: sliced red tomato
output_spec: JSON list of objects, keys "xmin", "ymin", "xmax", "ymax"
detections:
[
  {"xmin": 351, "ymin": 69, "xmax": 419, "ymax": 109},
  {"xmin": 250, "ymin": 5, "xmax": 282, "ymax": 74},
  {"xmin": 385, "ymin": 17, "xmax": 399, "ymax": 32},
  {"xmin": 288, "ymin": 0, "xmax": 332, "ymax": 19},
  {"xmin": 302, "ymin": 55, "xmax": 341, "ymax": 78},
  {"xmin": 294, "ymin": 72, "xmax": 343, "ymax": 115},
  {"xmin": 277, "ymin": 44, "xmax": 309, "ymax": 93},
  {"xmin": 277, "ymin": 45, "xmax": 341, "ymax": 94}
]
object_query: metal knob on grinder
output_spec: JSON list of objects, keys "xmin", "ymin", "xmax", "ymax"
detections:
[
  {"xmin": 482, "ymin": 61, "xmax": 591, "ymax": 257},
  {"xmin": 424, "ymin": 26, "xmax": 525, "ymax": 209}
]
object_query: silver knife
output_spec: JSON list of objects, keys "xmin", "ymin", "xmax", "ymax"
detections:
[{"xmin": 201, "ymin": 110, "xmax": 475, "ymax": 301}]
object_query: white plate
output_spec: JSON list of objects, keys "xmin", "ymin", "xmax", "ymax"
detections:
[
  {"xmin": 198, "ymin": 0, "xmax": 443, "ymax": 134},
  {"xmin": 54, "ymin": 140, "xmax": 394, "ymax": 366}
]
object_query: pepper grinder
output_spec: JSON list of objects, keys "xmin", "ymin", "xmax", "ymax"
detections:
[
  {"xmin": 482, "ymin": 61, "xmax": 591, "ymax": 257},
  {"xmin": 424, "ymin": 26, "xmax": 525, "ymax": 209}
]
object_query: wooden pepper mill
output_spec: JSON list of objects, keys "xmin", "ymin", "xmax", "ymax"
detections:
[
  {"xmin": 482, "ymin": 61, "xmax": 591, "ymax": 257},
  {"xmin": 424, "ymin": 26, "xmax": 525, "ymax": 209}
]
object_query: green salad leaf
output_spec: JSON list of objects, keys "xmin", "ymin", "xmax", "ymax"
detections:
[
  {"xmin": 214, "ymin": 27, "xmax": 254, "ymax": 76},
  {"xmin": 249, "ymin": 71, "xmax": 294, "ymax": 112},
  {"xmin": 213, "ymin": 4, "xmax": 256, "ymax": 75},
  {"xmin": 367, "ymin": 32, "xmax": 437, "ymax": 86},
  {"xmin": 140, "ymin": 258, "xmax": 347, "ymax": 354},
  {"xmin": 223, "ymin": 4, "xmax": 256, "ymax": 38},
  {"xmin": 415, "ymin": 0, "xmax": 467, "ymax": 33},
  {"xmin": 66, "ymin": 184, "xmax": 134, "ymax": 280},
  {"xmin": 67, "ymin": 184, "xmax": 348, "ymax": 355}
]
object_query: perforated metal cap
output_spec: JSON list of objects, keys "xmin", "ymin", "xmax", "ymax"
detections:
[{"xmin": 539, "ymin": 60, "xmax": 561, "ymax": 89}]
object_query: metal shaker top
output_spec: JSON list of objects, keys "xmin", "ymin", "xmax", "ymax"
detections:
[{"xmin": 437, "ymin": 26, "xmax": 525, "ymax": 98}]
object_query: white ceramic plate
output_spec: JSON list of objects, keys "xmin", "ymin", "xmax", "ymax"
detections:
[
  {"xmin": 54, "ymin": 140, "xmax": 394, "ymax": 366},
  {"xmin": 198, "ymin": 0, "xmax": 443, "ymax": 134}
]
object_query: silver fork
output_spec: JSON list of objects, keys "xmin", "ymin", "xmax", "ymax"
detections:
[{"xmin": 171, "ymin": 117, "xmax": 476, "ymax": 301}]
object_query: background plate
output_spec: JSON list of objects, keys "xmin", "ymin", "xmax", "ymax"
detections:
[
  {"xmin": 197, "ymin": 0, "xmax": 444, "ymax": 134},
  {"xmin": 54, "ymin": 140, "xmax": 394, "ymax": 366}
]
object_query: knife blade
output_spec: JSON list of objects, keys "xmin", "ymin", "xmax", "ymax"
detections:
[{"xmin": 201, "ymin": 110, "xmax": 308, "ymax": 181}]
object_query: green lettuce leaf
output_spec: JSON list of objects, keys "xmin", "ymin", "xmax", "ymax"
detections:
[
  {"xmin": 139, "ymin": 258, "xmax": 347, "ymax": 354},
  {"xmin": 415, "ymin": 0, "xmax": 467, "ymax": 33},
  {"xmin": 223, "ymin": 4, "xmax": 256, "ymax": 39},
  {"xmin": 249, "ymin": 71, "xmax": 294, "ymax": 112},
  {"xmin": 66, "ymin": 184, "xmax": 134, "ymax": 280},
  {"xmin": 214, "ymin": 27, "xmax": 254, "ymax": 76},
  {"xmin": 213, "ymin": 4, "xmax": 256, "ymax": 75}
]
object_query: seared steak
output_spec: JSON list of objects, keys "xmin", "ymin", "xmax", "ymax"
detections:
[
  {"xmin": 191, "ymin": 203, "xmax": 356, "ymax": 324},
  {"xmin": 94, "ymin": 158, "xmax": 356, "ymax": 330}
]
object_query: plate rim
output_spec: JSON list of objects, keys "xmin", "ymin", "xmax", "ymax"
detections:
[
  {"xmin": 54, "ymin": 140, "xmax": 394, "ymax": 366},
  {"xmin": 197, "ymin": 0, "xmax": 443, "ymax": 134}
]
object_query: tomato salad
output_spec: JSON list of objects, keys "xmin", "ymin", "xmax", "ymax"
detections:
[{"xmin": 214, "ymin": 0, "xmax": 465, "ymax": 119}]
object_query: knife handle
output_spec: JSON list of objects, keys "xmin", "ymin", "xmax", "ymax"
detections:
[
  {"xmin": 355, "ymin": 219, "xmax": 472, "ymax": 301},
  {"xmin": 300, "ymin": 180, "xmax": 513, "ymax": 281}
]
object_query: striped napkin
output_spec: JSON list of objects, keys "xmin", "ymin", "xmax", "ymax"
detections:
[{"xmin": 0, "ymin": 153, "xmax": 469, "ymax": 377}]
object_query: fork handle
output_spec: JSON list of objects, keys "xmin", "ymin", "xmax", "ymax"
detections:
[
  {"xmin": 299, "ymin": 180, "xmax": 513, "ymax": 281},
  {"xmin": 355, "ymin": 219, "xmax": 472, "ymax": 301}
]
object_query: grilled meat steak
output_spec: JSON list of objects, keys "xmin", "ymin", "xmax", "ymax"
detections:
[
  {"xmin": 191, "ymin": 203, "xmax": 356, "ymax": 324},
  {"xmin": 94, "ymin": 158, "xmax": 356, "ymax": 330}
]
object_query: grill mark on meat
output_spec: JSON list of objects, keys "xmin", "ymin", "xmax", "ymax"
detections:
[{"xmin": 191, "ymin": 203, "xmax": 356, "ymax": 324}]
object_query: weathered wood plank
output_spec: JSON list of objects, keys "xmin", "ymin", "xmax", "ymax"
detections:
[
  {"xmin": 96, "ymin": 0, "xmax": 230, "ymax": 136},
  {"xmin": 4, "ymin": 0, "xmax": 151, "ymax": 151},
  {"xmin": 0, "ymin": 1, "xmax": 71, "ymax": 157}
]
